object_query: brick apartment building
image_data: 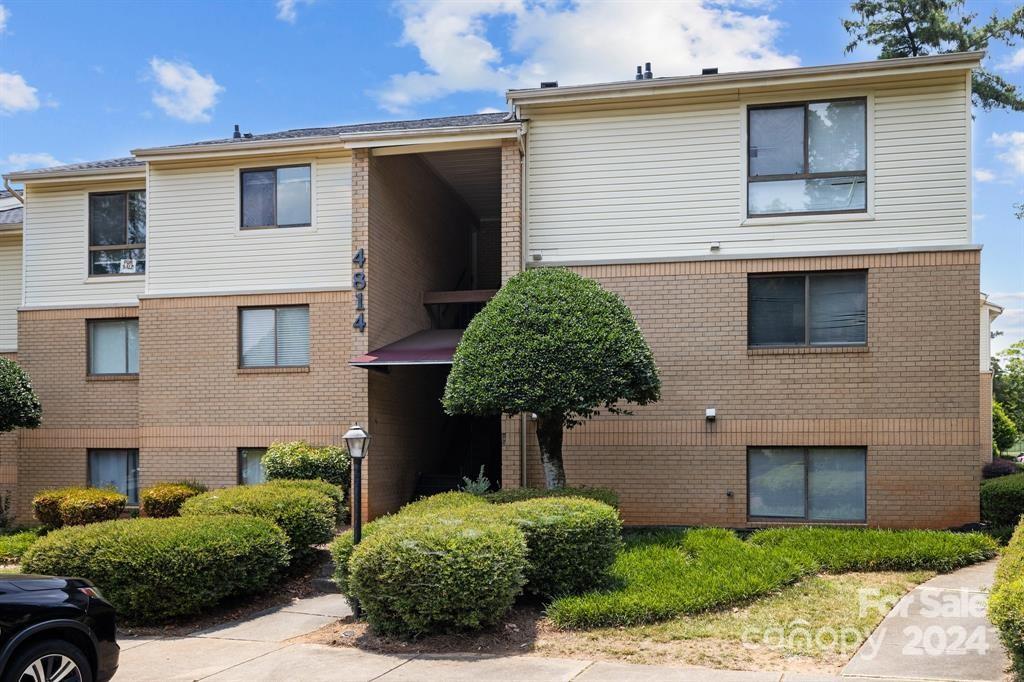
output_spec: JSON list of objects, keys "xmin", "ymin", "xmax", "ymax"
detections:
[{"xmin": 0, "ymin": 52, "xmax": 1001, "ymax": 528}]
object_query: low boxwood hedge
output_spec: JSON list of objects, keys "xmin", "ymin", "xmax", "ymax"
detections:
[
  {"xmin": 482, "ymin": 486, "xmax": 619, "ymax": 509},
  {"xmin": 32, "ymin": 487, "xmax": 127, "ymax": 528},
  {"xmin": 499, "ymin": 497, "xmax": 621, "ymax": 597},
  {"xmin": 982, "ymin": 473, "xmax": 1024, "ymax": 527},
  {"xmin": 265, "ymin": 479, "xmax": 346, "ymax": 524},
  {"xmin": 989, "ymin": 521, "xmax": 1024, "ymax": 672},
  {"xmin": 347, "ymin": 515, "xmax": 527, "ymax": 636},
  {"xmin": 140, "ymin": 481, "xmax": 207, "ymax": 518},
  {"xmin": 748, "ymin": 527, "xmax": 997, "ymax": 573},
  {"xmin": 0, "ymin": 529, "xmax": 41, "ymax": 563},
  {"xmin": 22, "ymin": 516, "xmax": 289, "ymax": 622},
  {"xmin": 263, "ymin": 441, "xmax": 350, "ymax": 487},
  {"xmin": 181, "ymin": 483, "xmax": 334, "ymax": 563}
]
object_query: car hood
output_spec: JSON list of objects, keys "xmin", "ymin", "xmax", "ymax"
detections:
[{"xmin": 0, "ymin": 575, "xmax": 92, "ymax": 592}]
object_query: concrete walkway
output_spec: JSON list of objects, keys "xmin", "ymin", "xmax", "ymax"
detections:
[
  {"xmin": 844, "ymin": 559, "xmax": 1009, "ymax": 681},
  {"xmin": 116, "ymin": 561, "xmax": 1011, "ymax": 682}
]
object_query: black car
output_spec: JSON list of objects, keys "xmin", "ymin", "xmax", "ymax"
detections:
[{"xmin": 0, "ymin": 575, "xmax": 118, "ymax": 682}]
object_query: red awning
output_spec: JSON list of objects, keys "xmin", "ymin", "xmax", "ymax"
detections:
[{"xmin": 350, "ymin": 329, "xmax": 464, "ymax": 367}]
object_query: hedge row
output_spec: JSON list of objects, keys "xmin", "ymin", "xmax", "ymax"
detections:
[
  {"xmin": 331, "ymin": 491, "xmax": 621, "ymax": 636},
  {"xmin": 33, "ymin": 487, "xmax": 126, "ymax": 528},
  {"xmin": 22, "ymin": 516, "xmax": 290, "ymax": 622},
  {"xmin": 482, "ymin": 486, "xmax": 619, "ymax": 509},
  {"xmin": 140, "ymin": 481, "xmax": 207, "ymax": 518},
  {"xmin": 982, "ymin": 473, "xmax": 1024, "ymax": 527},
  {"xmin": 989, "ymin": 521, "xmax": 1024, "ymax": 673}
]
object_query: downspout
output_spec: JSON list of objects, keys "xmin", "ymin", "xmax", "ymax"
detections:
[
  {"xmin": 516, "ymin": 113, "xmax": 529, "ymax": 488},
  {"xmin": 520, "ymin": 414, "xmax": 528, "ymax": 487},
  {"xmin": 3, "ymin": 177, "xmax": 25, "ymax": 204}
]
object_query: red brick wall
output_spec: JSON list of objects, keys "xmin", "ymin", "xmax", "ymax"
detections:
[{"xmin": 504, "ymin": 250, "xmax": 982, "ymax": 529}]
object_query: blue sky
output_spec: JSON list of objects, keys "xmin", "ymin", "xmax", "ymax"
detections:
[{"xmin": 1, "ymin": 0, "xmax": 1021, "ymax": 351}]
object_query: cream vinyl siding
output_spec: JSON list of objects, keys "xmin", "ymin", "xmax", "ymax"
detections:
[
  {"xmin": 525, "ymin": 75, "xmax": 969, "ymax": 263},
  {"xmin": 146, "ymin": 153, "xmax": 352, "ymax": 295},
  {"xmin": 0, "ymin": 232, "xmax": 21, "ymax": 350},
  {"xmin": 22, "ymin": 181, "xmax": 146, "ymax": 307}
]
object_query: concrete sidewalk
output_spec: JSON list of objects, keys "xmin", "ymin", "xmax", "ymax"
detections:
[{"xmin": 115, "ymin": 561, "xmax": 1011, "ymax": 682}]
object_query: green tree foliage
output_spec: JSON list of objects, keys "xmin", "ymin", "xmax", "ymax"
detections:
[
  {"xmin": 996, "ymin": 341, "xmax": 1024, "ymax": 435},
  {"xmin": 0, "ymin": 358, "xmax": 41, "ymax": 433},
  {"xmin": 443, "ymin": 268, "xmax": 661, "ymax": 488},
  {"xmin": 995, "ymin": 401, "xmax": 1020, "ymax": 454},
  {"xmin": 844, "ymin": 0, "xmax": 1024, "ymax": 111}
]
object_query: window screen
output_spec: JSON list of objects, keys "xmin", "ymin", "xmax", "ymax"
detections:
[
  {"xmin": 748, "ymin": 99, "xmax": 867, "ymax": 216},
  {"xmin": 88, "ymin": 319, "xmax": 140, "ymax": 375},
  {"xmin": 89, "ymin": 449, "xmax": 139, "ymax": 504},
  {"xmin": 240, "ymin": 306, "xmax": 310, "ymax": 367},
  {"xmin": 748, "ymin": 272, "xmax": 866, "ymax": 347},
  {"xmin": 749, "ymin": 447, "xmax": 866, "ymax": 521}
]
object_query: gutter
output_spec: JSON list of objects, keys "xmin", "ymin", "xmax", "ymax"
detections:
[
  {"xmin": 5, "ymin": 165, "xmax": 144, "ymax": 183},
  {"xmin": 2, "ymin": 177, "xmax": 24, "ymax": 204}
]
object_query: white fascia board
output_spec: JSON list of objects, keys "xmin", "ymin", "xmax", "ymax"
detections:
[{"xmin": 5, "ymin": 166, "xmax": 145, "ymax": 183}]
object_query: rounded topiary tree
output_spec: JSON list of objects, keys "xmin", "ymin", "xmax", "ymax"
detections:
[
  {"xmin": 0, "ymin": 358, "xmax": 41, "ymax": 434},
  {"xmin": 443, "ymin": 268, "xmax": 660, "ymax": 488}
]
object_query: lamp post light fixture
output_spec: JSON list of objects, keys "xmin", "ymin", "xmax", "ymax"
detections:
[{"xmin": 343, "ymin": 423, "xmax": 370, "ymax": 619}]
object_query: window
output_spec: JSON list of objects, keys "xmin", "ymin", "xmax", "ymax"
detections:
[
  {"xmin": 748, "ymin": 272, "xmax": 866, "ymax": 347},
  {"xmin": 239, "ymin": 448, "xmax": 267, "ymax": 484},
  {"xmin": 88, "ymin": 319, "xmax": 139, "ymax": 375},
  {"xmin": 748, "ymin": 99, "xmax": 866, "ymax": 216},
  {"xmin": 241, "ymin": 165, "xmax": 311, "ymax": 228},
  {"xmin": 748, "ymin": 447, "xmax": 866, "ymax": 522},
  {"xmin": 239, "ymin": 306, "xmax": 310, "ymax": 368},
  {"xmin": 89, "ymin": 191, "xmax": 146, "ymax": 275},
  {"xmin": 89, "ymin": 449, "xmax": 139, "ymax": 504}
]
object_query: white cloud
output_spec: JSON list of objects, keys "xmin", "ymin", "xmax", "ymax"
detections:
[
  {"xmin": 375, "ymin": 0, "xmax": 800, "ymax": 113},
  {"xmin": 148, "ymin": 58, "xmax": 223, "ymax": 123},
  {"xmin": 974, "ymin": 168, "xmax": 996, "ymax": 182},
  {"xmin": 992, "ymin": 131, "xmax": 1024, "ymax": 175},
  {"xmin": 276, "ymin": 0, "xmax": 313, "ymax": 23},
  {"xmin": 1, "ymin": 152, "xmax": 64, "ymax": 173},
  {"xmin": 476, "ymin": 106, "xmax": 503, "ymax": 114},
  {"xmin": 0, "ymin": 5, "xmax": 9, "ymax": 33},
  {"xmin": 973, "ymin": 213, "xmax": 986, "ymax": 222},
  {"xmin": 999, "ymin": 48, "xmax": 1024, "ymax": 72},
  {"xmin": 0, "ymin": 71, "xmax": 39, "ymax": 114}
]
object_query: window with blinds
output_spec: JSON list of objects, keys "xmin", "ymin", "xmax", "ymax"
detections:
[
  {"xmin": 88, "ymin": 319, "xmax": 140, "ymax": 375},
  {"xmin": 239, "ymin": 306, "xmax": 310, "ymax": 368}
]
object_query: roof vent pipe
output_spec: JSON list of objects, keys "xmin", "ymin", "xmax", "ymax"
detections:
[
  {"xmin": 644, "ymin": 62, "xmax": 653, "ymax": 79},
  {"xmin": 540, "ymin": 81, "xmax": 558, "ymax": 88},
  {"xmin": 233, "ymin": 124, "xmax": 241, "ymax": 139},
  {"xmin": 702, "ymin": 67, "xmax": 719, "ymax": 75},
  {"xmin": 635, "ymin": 66, "xmax": 643, "ymax": 81}
]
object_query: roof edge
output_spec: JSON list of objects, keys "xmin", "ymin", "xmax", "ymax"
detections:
[
  {"xmin": 508, "ymin": 51, "xmax": 984, "ymax": 106},
  {"xmin": 5, "ymin": 164, "xmax": 145, "ymax": 183}
]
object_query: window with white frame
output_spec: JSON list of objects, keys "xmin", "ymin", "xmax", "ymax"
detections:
[
  {"xmin": 747, "ymin": 99, "xmax": 867, "ymax": 217},
  {"xmin": 240, "ymin": 165, "xmax": 311, "ymax": 228},
  {"xmin": 748, "ymin": 447, "xmax": 866, "ymax": 522},
  {"xmin": 88, "ymin": 319, "xmax": 139, "ymax": 375},
  {"xmin": 239, "ymin": 306, "xmax": 310, "ymax": 368}
]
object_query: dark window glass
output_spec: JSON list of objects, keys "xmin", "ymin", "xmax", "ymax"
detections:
[
  {"xmin": 89, "ymin": 191, "xmax": 146, "ymax": 275},
  {"xmin": 241, "ymin": 170, "xmax": 275, "ymax": 228},
  {"xmin": 748, "ymin": 276, "xmax": 805, "ymax": 346},
  {"xmin": 748, "ymin": 272, "xmax": 866, "ymax": 347},
  {"xmin": 89, "ymin": 449, "xmax": 139, "ymax": 504},
  {"xmin": 749, "ymin": 447, "xmax": 866, "ymax": 522},
  {"xmin": 748, "ymin": 99, "xmax": 867, "ymax": 216}
]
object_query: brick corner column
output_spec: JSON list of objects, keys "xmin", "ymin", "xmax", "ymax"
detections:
[{"xmin": 500, "ymin": 138, "xmax": 522, "ymax": 285}]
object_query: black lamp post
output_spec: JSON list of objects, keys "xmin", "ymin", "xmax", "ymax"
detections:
[{"xmin": 343, "ymin": 423, "xmax": 370, "ymax": 618}]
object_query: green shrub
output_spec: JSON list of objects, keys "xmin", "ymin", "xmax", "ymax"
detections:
[
  {"xmin": 181, "ymin": 484, "xmax": 334, "ymax": 562},
  {"xmin": 995, "ymin": 401, "xmax": 1020, "ymax": 454},
  {"xmin": 22, "ymin": 516, "xmax": 289, "ymax": 622},
  {"xmin": 263, "ymin": 441, "xmax": 350, "ymax": 487},
  {"xmin": 0, "ymin": 529, "xmax": 41, "ymax": 563},
  {"xmin": 0, "ymin": 358, "xmax": 41, "ymax": 433},
  {"xmin": 483, "ymin": 487, "xmax": 620, "ymax": 509},
  {"xmin": 547, "ymin": 528, "xmax": 818, "ymax": 629},
  {"xmin": 749, "ymin": 527, "xmax": 997, "ymax": 573},
  {"xmin": 499, "ymin": 497, "xmax": 621, "ymax": 597},
  {"xmin": 989, "ymin": 522, "xmax": 1024, "ymax": 672},
  {"xmin": 347, "ymin": 515, "xmax": 527, "ymax": 636},
  {"xmin": 140, "ymin": 482, "xmax": 207, "ymax": 518},
  {"xmin": 266, "ymin": 479, "xmax": 346, "ymax": 524},
  {"xmin": 982, "ymin": 473, "xmax": 1024, "ymax": 526},
  {"xmin": 32, "ymin": 487, "xmax": 127, "ymax": 528}
]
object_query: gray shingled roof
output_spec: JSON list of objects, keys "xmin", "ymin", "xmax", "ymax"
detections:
[
  {"xmin": 0, "ymin": 192, "xmax": 22, "ymax": 226},
  {"xmin": 161, "ymin": 111, "xmax": 515, "ymax": 149},
  {"xmin": 11, "ymin": 157, "xmax": 143, "ymax": 177}
]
